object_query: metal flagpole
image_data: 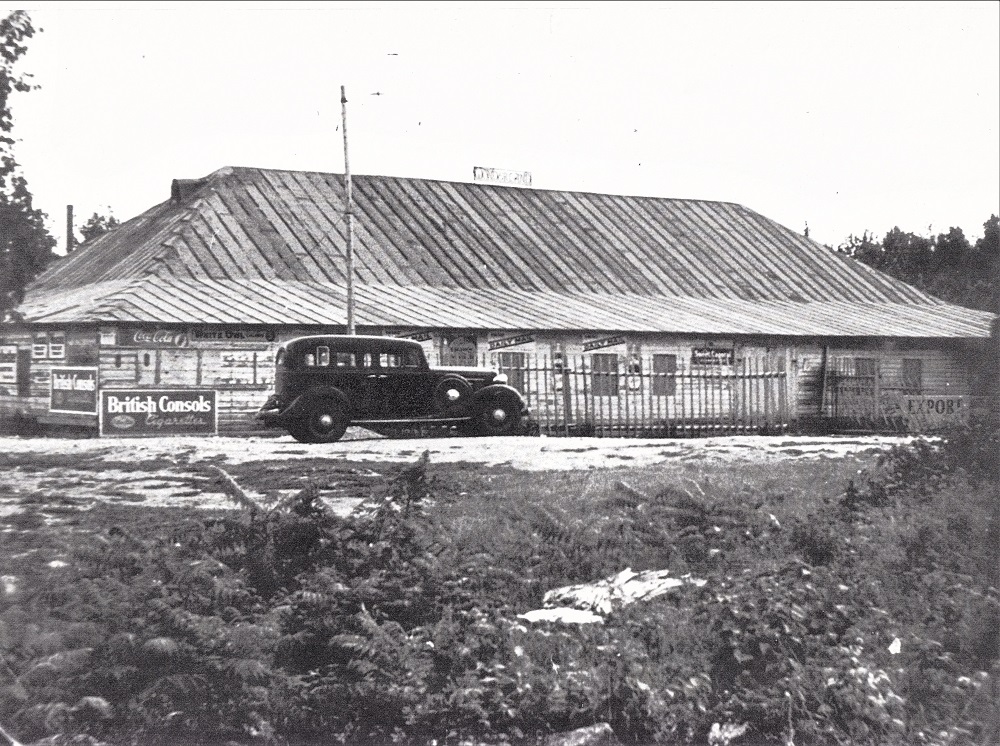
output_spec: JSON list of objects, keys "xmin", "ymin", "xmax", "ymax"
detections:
[{"xmin": 340, "ymin": 84, "xmax": 356, "ymax": 335}]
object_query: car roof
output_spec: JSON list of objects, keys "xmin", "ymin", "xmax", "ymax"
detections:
[{"xmin": 283, "ymin": 335, "xmax": 423, "ymax": 350}]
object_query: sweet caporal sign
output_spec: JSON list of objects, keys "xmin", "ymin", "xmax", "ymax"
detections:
[{"xmin": 100, "ymin": 390, "xmax": 218, "ymax": 436}]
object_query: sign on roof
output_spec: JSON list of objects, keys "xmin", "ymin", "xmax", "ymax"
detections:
[{"xmin": 473, "ymin": 166, "xmax": 532, "ymax": 187}]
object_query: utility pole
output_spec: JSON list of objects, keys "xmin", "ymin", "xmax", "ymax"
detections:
[{"xmin": 340, "ymin": 84, "xmax": 356, "ymax": 335}]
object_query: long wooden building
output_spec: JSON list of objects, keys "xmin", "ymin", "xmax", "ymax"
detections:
[{"xmin": 1, "ymin": 166, "xmax": 994, "ymax": 436}]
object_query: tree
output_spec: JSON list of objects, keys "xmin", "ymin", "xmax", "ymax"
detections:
[
  {"xmin": 0, "ymin": 10, "xmax": 56, "ymax": 319},
  {"xmin": 840, "ymin": 217, "xmax": 998, "ymax": 313},
  {"xmin": 78, "ymin": 209, "xmax": 121, "ymax": 243}
]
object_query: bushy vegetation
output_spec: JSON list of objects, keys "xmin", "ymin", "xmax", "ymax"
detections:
[{"xmin": 1, "ymin": 429, "xmax": 998, "ymax": 745}]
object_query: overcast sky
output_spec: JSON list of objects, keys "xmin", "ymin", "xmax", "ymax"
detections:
[{"xmin": 6, "ymin": 1, "xmax": 1000, "ymax": 254}]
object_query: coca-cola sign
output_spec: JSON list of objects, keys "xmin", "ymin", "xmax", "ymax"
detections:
[{"xmin": 118, "ymin": 327, "xmax": 189, "ymax": 348}]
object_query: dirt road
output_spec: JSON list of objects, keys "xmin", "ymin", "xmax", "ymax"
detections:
[
  {"xmin": 1, "ymin": 430, "xmax": 916, "ymax": 469},
  {"xmin": 1, "ymin": 431, "xmax": 916, "ymax": 516}
]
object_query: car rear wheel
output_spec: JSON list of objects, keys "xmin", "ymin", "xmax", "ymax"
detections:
[
  {"xmin": 475, "ymin": 395, "xmax": 522, "ymax": 436},
  {"xmin": 301, "ymin": 399, "xmax": 349, "ymax": 443},
  {"xmin": 287, "ymin": 421, "xmax": 314, "ymax": 443}
]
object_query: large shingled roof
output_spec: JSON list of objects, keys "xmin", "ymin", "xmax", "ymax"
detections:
[{"xmin": 19, "ymin": 166, "xmax": 995, "ymax": 337}]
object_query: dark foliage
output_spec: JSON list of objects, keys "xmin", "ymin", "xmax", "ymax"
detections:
[
  {"xmin": 1, "ymin": 428, "xmax": 998, "ymax": 745},
  {"xmin": 838, "ymin": 215, "xmax": 1000, "ymax": 313},
  {"xmin": 0, "ymin": 10, "xmax": 56, "ymax": 318}
]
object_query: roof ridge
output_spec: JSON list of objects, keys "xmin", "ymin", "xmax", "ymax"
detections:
[{"xmin": 205, "ymin": 165, "xmax": 754, "ymax": 210}]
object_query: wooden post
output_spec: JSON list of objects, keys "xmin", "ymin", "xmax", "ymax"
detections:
[{"xmin": 340, "ymin": 85, "xmax": 356, "ymax": 335}]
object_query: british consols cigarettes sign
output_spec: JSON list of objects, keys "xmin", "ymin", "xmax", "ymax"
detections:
[
  {"xmin": 100, "ymin": 389, "xmax": 218, "ymax": 436},
  {"xmin": 50, "ymin": 367, "xmax": 99, "ymax": 414}
]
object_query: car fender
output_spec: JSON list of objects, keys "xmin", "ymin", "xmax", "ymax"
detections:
[
  {"xmin": 470, "ymin": 383, "xmax": 528, "ymax": 412},
  {"xmin": 284, "ymin": 387, "xmax": 350, "ymax": 418}
]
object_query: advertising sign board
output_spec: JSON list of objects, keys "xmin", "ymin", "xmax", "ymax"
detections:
[
  {"xmin": 50, "ymin": 367, "xmax": 99, "ymax": 414},
  {"xmin": 0, "ymin": 345, "xmax": 17, "ymax": 386},
  {"xmin": 900, "ymin": 395, "xmax": 967, "ymax": 429},
  {"xmin": 692, "ymin": 348, "xmax": 735, "ymax": 366},
  {"xmin": 100, "ymin": 389, "xmax": 218, "ymax": 436}
]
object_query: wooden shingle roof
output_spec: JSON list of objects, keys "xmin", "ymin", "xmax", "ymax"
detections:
[
  {"xmin": 17, "ymin": 278, "xmax": 995, "ymax": 338},
  {"xmin": 33, "ymin": 166, "xmax": 936, "ymax": 302},
  {"xmin": 19, "ymin": 166, "xmax": 995, "ymax": 337}
]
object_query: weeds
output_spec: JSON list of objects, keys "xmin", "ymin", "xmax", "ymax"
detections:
[{"xmin": 0, "ymin": 424, "xmax": 997, "ymax": 745}]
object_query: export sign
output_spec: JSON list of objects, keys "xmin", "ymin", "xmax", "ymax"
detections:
[
  {"xmin": 899, "ymin": 395, "xmax": 966, "ymax": 428},
  {"xmin": 100, "ymin": 389, "xmax": 217, "ymax": 436},
  {"xmin": 50, "ymin": 367, "xmax": 98, "ymax": 414}
]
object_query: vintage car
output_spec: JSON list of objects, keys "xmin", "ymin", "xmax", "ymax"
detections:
[{"xmin": 256, "ymin": 335, "xmax": 529, "ymax": 443}]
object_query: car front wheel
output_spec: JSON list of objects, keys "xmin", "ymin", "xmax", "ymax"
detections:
[{"xmin": 475, "ymin": 396, "xmax": 522, "ymax": 436}]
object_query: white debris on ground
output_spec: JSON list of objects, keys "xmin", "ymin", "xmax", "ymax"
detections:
[
  {"xmin": 518, "ymin": 567, "xmax": 707, "ymax": 625},
  {"xmin": 517, "ymin": 608, "xmax": 605, "ymax": 625}
]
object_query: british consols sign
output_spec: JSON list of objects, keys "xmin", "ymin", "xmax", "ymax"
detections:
[
  {"xmin": 100, "ymin": 389, "xmax": 218, "ymax": 436},
  {"xmin": 50, "ymin": 367, "xmax": 99, "ymax": 414}
]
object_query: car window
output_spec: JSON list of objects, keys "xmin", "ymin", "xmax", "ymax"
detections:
[
  {"xmin": 335, "ymin": 352, "xmax": 356, "ymax": 368},
  {"xmin": 316, "ymin": 346, "xmax": 331, "ymax": 367}
]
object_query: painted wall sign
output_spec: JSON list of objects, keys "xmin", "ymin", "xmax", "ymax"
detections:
[
  {"xmin": 188, "ymin": 327, "xmax": 277, "ymax": 344},
  {"xmin": 473, "ymin": 166, "xmax": 532, "ymax": 187},
  {"xmin": 50, "ymin": 367, "xmax": 99, "ymax": 414},
  {"xmin": 489, "ymin": 334, "xmax": 535, "ymax": 351},
  {"xmin": 900, "ymin": 395, "xmax": 966, "ymax": 427},
  {"xmin": 398, "ymin": 331, "xmax": 433, "ymax": 343},
  {"xmin": 692, "ymin": 348, "xmax": 735, "ymax": 366},
  {"xmin": 0, "ymin": 345, "xmax": 18, "ymax": 386},
  {"xmin": 100, "ymin": 389, "xmax": 218, "ymax": 436},
  {"xmin": 48, "ymin": 331, "xmax": 66, "ymax": 360},
  {"xmin": 119, "ymin": 328, "xmax": 190, "ymax": 348},
  {"xmin": 32, "ymin": 333, "xmax": 49, "ymax": 359},
  {"xmin": 583, "ymin": 335, "xmax": 626, "ymax": 352}
]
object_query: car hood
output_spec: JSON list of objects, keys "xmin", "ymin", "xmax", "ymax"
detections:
[{"xmin": 431, "ymin": 365, "xmax": 499, "ymax": 380}]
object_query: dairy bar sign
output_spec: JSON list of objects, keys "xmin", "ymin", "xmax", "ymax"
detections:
[{"xmin": 100, "ymin": 389, "xmax": 218, "ymax": 436}]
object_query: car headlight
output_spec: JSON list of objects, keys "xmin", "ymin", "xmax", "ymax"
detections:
[{"xmin": 494, "ymin": 372, "xmax": 508, "ymax": 384}]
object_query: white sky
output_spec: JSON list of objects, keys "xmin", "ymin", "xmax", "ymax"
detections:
[{"xmin": 5, "ymin": 1, "xmax": 999, "ymax": 254}]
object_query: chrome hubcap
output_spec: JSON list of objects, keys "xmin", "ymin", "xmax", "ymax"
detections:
[
  {"xmin": 446, "ymin": 388, "xmax": 461, "ymax": 402},
  {"xmin": 491, "ymin": 408, "xmax": 507, "ymax": 423},
  {"xmin": 318, "ymin": 414, "xmax": 334, "ymax": 429}
]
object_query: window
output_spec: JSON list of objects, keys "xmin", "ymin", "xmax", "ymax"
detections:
[
  {"xmin": 380, "ymin": 349, "xmax": 420, "ymax": 368},
  {"xmin": 902, "ymin": 358, "xmax": 922, "ymax": 395},
  {"xmin": 335, "ymin": 352, "xmax": 356, "ymax": 368},
  {"xmin": 497, "ymin": 352, "xmax": 526, "ymax": 392},
  {"xmin": 591, "ymin": 353, "xmax": 619, "ymax": 396},
  {"xmin": 316, "ymin": 346, "xmax": 331, "ymax": 367},
  {"xmin": 652, "ymin": 354, "xmax": 677, "ymax": 396}
]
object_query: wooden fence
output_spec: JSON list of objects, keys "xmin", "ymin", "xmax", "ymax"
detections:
[{"xmin": 483, "ymin": 353, "xmax": 790, "ymax": 437}]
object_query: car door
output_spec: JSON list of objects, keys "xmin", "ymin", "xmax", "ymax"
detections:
[{"xmin": 378, "ymin": 348, "xmax": 435, "ymax": 417}]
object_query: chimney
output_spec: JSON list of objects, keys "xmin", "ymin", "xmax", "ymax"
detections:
[{"xmin": 66, "ymin": 205, "xmax": 74, "ymax": 252}]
